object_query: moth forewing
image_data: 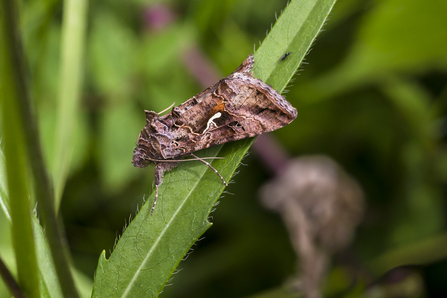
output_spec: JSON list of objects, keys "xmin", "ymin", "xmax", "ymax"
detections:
[{"xmin": 132, "ymin": 54, "xmax": 297, "ymax": 214}]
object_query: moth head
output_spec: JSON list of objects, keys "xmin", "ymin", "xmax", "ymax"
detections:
[
  {"xmin": 132, "ymin": 147, "xmax": 153, "ymax": 168},
  {"xmin": 145, "ymin": 110, "xmax": 159, "ymax": 125}
]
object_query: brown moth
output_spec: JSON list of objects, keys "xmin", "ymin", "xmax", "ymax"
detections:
[{"xmin": 132, "ymin": 54, "xmax": 297, "ymax": 214}]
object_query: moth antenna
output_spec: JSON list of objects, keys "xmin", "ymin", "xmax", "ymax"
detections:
[
  {"xmin": 150, "ymin": 184, "xmax": 159, "ymax": 215},
  {"xmin": 157, "ymin": 102, "xmax": 176, "ymax": 115},
  {"xmin": 191, "ymin": 153, "xmax": 228, "ymax": 186},
  {"xmin": 143, "ymin": 156, "xmax": 226, "ymax": 163},
  {"xmin": 184, "ymin": 156, "xmax": 226, "ymax": 161}
]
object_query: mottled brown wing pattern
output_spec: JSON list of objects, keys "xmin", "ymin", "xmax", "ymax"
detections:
[
  {"xmin": 158, "ymin": 55, "xmax": 296, "ymax": 158},
  {"xmin": 132, "ymin": 54, "xmax": 297, "ymax": 215},
  {"xmin": 174, "ymin": 74, "xmax": 296, "ymax": 156}
]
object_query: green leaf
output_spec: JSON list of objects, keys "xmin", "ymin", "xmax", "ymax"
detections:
[
  {"xmin": 0, "ymin": 5, "xmax": 40, "ymax": 296},
  {"xmin": 351, "ymin": 0, "xmax": 447, "ymax": 73},
  {"xmin": 0, "ymin": 206, "xmax": 90, "ymax": 298},
  {"xmin": 369, "ymin": 232, "xmax": 447, "ymax": 276},
  {"xmin": 92, "ymin": 0, "xmax": 336, "ymax": 296},
  {"xmin": 98, "ymin": 104, "xmax": 143, "ymax": 193},
  {"xmin": 0, "ymin": 149, "xmax": 9, "ymax": 217},
  {"xmin": 0, "ymin": 149, "xmax": 79, "ymax": 298},
  {"xmin": 52, "ymin": 0, "xmax": 89, "ymax": 208},
  {"xmin": 1, "ymin": 0, "xmax": 84, "ymax": 296},
  {"xmin": 0, "ymin": 211, "xmax": 91, "ymax": 298},
  {"xmin": 88, "ymin": 11, "xmax": 136, "ymax": 99},
  {"xmin": 32, "ymin": 215, "xmax": 64, "ymax": 298},
  {"xmin": 92, "ymin": 142, "xmax": 251, "ymax": 297},
  {"xmin": 254, "ymin": 0, "xmax": 336, "ymax": 88},
  {"xmin": 293, "ymin": 0, "xmax": 447, "ymax": 103}
]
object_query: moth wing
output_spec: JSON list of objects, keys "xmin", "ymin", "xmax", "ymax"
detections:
[
  {"xmin": 171, "ymin": 54, "xmax": 255, "ymax": 119},
  {"xmin": 182, "ymin": 73, "xmax": 296, "ymax": 153},
  {"xmin": 221, "ymin": 73, "xmax": 297, "ymax": 126}
]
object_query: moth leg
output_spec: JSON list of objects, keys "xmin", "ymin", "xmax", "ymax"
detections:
[
  {"xmin": 190, "ymin": 153, "xmax": 228, "ymax": 186},
  {"xmin": 150, "ymin": 185, "xmax": 159, "ymax": 215},
  {"xmin": 151, "ymin": 164, "xmax": 164, "ymax": 215}
]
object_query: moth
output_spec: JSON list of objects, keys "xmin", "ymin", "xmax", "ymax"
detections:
[{"xmin": 132, "ymin": 54, "xmax": 297, "ymax": 214}]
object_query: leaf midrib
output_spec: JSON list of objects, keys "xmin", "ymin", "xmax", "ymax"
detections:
[{"xmin": 120, "ymin": 150, "xmax": 218, "ymax": 297}]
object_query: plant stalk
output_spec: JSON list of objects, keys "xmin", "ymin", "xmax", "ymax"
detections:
[
  {"xmin": 0, "ymin": 0, "xmax": 80, "ymax": 297},
  {"xmin": 0, "ymin": 257, "xmax": 26, "ymax": 298}
]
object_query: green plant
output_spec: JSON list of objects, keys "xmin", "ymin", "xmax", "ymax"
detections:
[
  {"xmin": 4, "ymin": 0, "xmax": 446, "ymax": 296},
  {"xmin": 0, "ymin": 0, "xmax": 335, "ymax": 297}
]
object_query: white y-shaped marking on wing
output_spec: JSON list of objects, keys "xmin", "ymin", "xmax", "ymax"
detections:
[{"xmin": 203, "ymin": 112, "xmax": 222, "ymax": 134}]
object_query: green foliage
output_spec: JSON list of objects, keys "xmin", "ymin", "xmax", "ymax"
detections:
[
  {"xmin": 1, "ymin": 2, "xmax": 40, "ymax": 296},
  {"xmin": 254, "ymin": 0, "xmax": 336, "ymax": 90},
  {"xmin": 53, "ymin": 0, "xmax": 89, "ymax": 207},
  {"xmin": 92, "ymin": 142, "xmax": 251, "ymax": 297},
  {"xmin": 0, "ymin": 51, "xmax": 41, "ymax": 298},
  {"xmin": 92, "ymin": 0, "xmax": 335, "ymax": 296},
  {"xmin": 1, "ymin": 0, "xmax": 447, "ymax": 297}
]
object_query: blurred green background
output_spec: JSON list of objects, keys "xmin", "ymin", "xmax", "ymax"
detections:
[{"xmin": 1, "ymin": 0, "xmax": 447, "ymax": 297}]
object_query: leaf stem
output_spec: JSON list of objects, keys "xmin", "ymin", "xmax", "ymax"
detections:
[
  {"xmin": 0, "ymin": 0, "xmax": 80, "ymax": 297},
  {"xmin": 0, "ymin": 0, "xmax": 40, "ymax": 296},
  {"xmin": 0, "ymin": 257, "xmax": 25, "ymax": 298},
  {"xmin": 53, "ymin": 0, "xmax": 89, "ymax": 208}
]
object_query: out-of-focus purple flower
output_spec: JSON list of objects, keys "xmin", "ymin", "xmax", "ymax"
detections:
[{"xmin": 143, "ymin": 3, "xmax": 176, "ymax": 32}]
